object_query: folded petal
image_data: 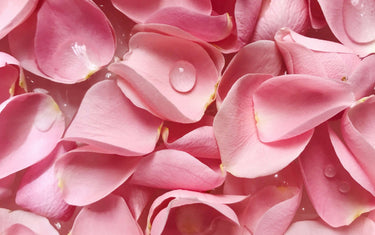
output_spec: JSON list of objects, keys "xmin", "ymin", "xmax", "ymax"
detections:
[
  {"xmin": 70, "ymin": 194, "xmax": 143, "ymax": 235},
  {"xmin": 109, "ymin": 32, "xmax": 221, "ymax": 123},
  {"xmin": 64, "ymin": 80, "xmax": 162, "ymax": 156},
  {"xmin": 217, "ymin": 40, "xmax": 285, "ymax": 104},
  {"xmin": 214, "ymin": 74, "xmax": 312, "ymax": 178},
  {"xmin": 34, "ymin": 0, "xmax": 115, "ymax": 82},
  {"xmin": 55, "ymin": 148, "xmax": 140, "ymax": 206},
  {"xmin": 299, "ymin": 124, "xmax": 375, "ymax": 227},
  {"xmin": 0, "ymin": 0, "xmax": 37, "ymax": 39},
  {"xmin": 130, "ymin": 149, "xmax": 224, "ymax": 191},
  {"xmin": 317, "ymin": 0, "xmax": 375, "ymax": 57},
  {"xmin": 0, "ymin": 93, "xmax": 65, "ymax": 179},
  {"xmin": 253, "ymin": 74, "xmax": 354, "ymax": 142},
  {"xmin": 307, "ymin": 0, "xmax": 327, "ymax": 29},
  {"xmin": 15, "ymin": 142, "xmax": 76, "ymax": 220},
  {"xmin": 0, "ymin": 209, "xmax": 58, "ymax": 235}
]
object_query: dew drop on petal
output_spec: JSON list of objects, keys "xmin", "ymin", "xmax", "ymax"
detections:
[
  {"xmin": 324, "ymin": 164, "xmax": 337, "ymax": 178},
  {"xmin": 338, "ymin": 181, "xmax": 351, "ymax": 194},
  {"xmin": 54, "ymin": 222, "xmax": 61, "ymax": 230},
  {"xmin": 105, "ymin": 72, "xmax": 112, "ymax": 79},
  {"xmin": 169, "ymin": 60, "xmax": 197, "ymax": 93}
]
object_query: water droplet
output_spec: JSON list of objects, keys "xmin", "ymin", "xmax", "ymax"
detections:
[
  {"xmin": 35, "ymin": 103, "xmax": 59, "ymax": 132},
  {"xmin": 105, "ymin": 72, "xmax": 112, "ymax": 79},
  {"xmin": 54, "ymin": 222, "xmax": 61, "ymax": 230},
  {"xmin": 63, "ymin": 103, "xmax": 68, "ymax": 108},
  {"xmin": 169, "ymin": 60, "xmax": 196, "ymax": 93},
  {"xmin": 301, "ymin": 207, "xmax": 306, "ymax": 212},
  {"xmin": 324, "ymin": 164, "xmax": 337, "ymax": 178},
  {"xmin": 274, "ymin": 174, "xmax": 279, "ymax": 179},
  {"xmin": 338, "ymin": 181, "xmax": 351, "ymax": 194},
  {"xmin": 33, "ymin": 88, "xmax": 49, "ymax": 94}
]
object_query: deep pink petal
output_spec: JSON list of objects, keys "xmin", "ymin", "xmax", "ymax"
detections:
[
  {"xmin": 34, "ymin": 0, "xmax": 115, "ymax": 83},
  {"xmin": 299, "ymin": 124, "xmax": 375, "ymax": 227},
  {"xmin": 70, "ymin": 194, "xmax": 143, "ymax": 235},
  {"xmin": 109, "ymin": 32, "xmax": 220, "ymax": 123},
  {"xmin": 0, "ymin": 52, "xmax": 22, "ymax": 103},
  {"xmin": 307, "ymin": 0, "xmax": 327, "ymax": 29},
  {"xmin": 55, "ymin": 148, "xmax": 140, "ymax": 206},
  {"xmin": 15, "ymin": 142, "xmax": 76, "ymax": 220},
  {"xmin": 0, "ymin": 174, "xmax": 16, "ymax": 200},
  {"xmin": 214, "ymin": 74, "xmax": 312, "ymax": 178},
  {"xmin": 64, "ymin": 80, "xmax": 162, "ymax": 156},
  {"xmin": 0, "ymin": 93, "xmax": 65, "ymax": 179},
  {"xmin": 0, "ymin": 0, "xmax": 38, "ymax": 39},
  {"xmin": 253, "ymin": 74, "xmax": 354, "ymax": 142},
  {"xmin": 130, "ymin": 149, "xmax": 225, "ymax": 191}
]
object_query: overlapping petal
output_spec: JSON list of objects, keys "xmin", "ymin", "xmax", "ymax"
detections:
[
  {"xmin": 0, "ymin": 52, "xmax": 24, "ymax": 103},
  {"xmin": 64, "ymin": 80, "xmax": 162, "ymax": 156},
  {"xmin": 0, "ymin": 93, "xmax": 65, "ymax": 179}
]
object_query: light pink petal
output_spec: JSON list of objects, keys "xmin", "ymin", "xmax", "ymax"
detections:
[
  {"xmin": 217, "ymin": 40, "xmax": 285, "ymax": 104},
  {"xmin": 328, "ymin": 121, "xmax": 375, "ymax": 196},
  {"xmin": 112, "ymin": 0, "xmax": 212, "ymax": 23},
  {"xmin": 55, "ymin": 148, "xmax": 140, "ymax": 206},
  {"xmin": 0, "ymin": 0, "xmax": 38, "ymax": 39},
  {"xmin": 252, "ymin": 0, "xmax": 309, "ymax": 41},
  {"xmin": 3, "ymin": 224, "xmax": 36, "ymax": 235},
  {"xmin": 130, "ymin": 149, "xmax": 224, "ymax": 191},
  {"xmin": 64, "ymin": 80, "xmax": 162, "ymax": 156},
  {"xmin": 347, "ymin": 55, "xmax": 375, "ymax": 99},
  {"xmin": 70, "ymin": 194, "xmax": 143, "ymax": 235},
  {"xmin": 0, "ymin": 93, "xmax": 65, "ymax": 179},
  {"xmin": 341, "ymin": 96, "xmax": 375, "ymax": 194},
  {"xmin": 109, "ymin": 32, "xmax": 220, "ymax": 123},
  {"xmin": 34, "ymin": 0, "xmax": 115, "ymax": 83},
  {"xmin": 0, "ymin": 209, "xmax": 59, "ymax": 235},
  {"xmin": 163, "ymin": 126, "xmax": 220, "ymax": 159},
  {"xmin": 15, "ymin": 142, "xmax": 76, "ymax": 220},
  {"xmin": 0, "ymin": 52, "xmax": 23, "ymax": 103},
  {"xmin": 299, "ymin": 124, "xmax": 375, "ymax": 227},
  {"xmin": 214, "ymin": 74, "xmax": 313, "ymax": 178},
  {"xmin": 317, "ymin": 0, "xmax": 375, "ymax": 57},
  {"xmin": 253, "ymin": 74, "xmax": 354, "ymax": 142},
  {"xmin": 286, "ymin": 217, "xmax": 375, "ymax": 235},
  {"xmin": 146, "ymin": 8, "xmax": 232, "ymax": 42},
  {"xmin": 240, "ymin": 185, "xmax": 302, "ymax": 235}
]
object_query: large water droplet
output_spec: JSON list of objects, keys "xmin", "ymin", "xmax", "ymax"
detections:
[
  {"xmin": 338, "ymin": 181, "xmax": 351, "ymax": 194},
  {"xmin": 324, "ymin": 164, "xmax": 337, "ymax": 178},
  {"xmin": 169, "ymin": 60, "xmax": 196, "ymax": 93}
]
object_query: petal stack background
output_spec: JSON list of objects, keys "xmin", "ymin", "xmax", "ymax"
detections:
[{"xmin": 0, "ymin": 0, "xmax": 375, "ymax": 234}]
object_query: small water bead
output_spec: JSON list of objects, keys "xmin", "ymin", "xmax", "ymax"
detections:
[
  {"xmin": 338, "ymin": 181, "xmax": 351, "ymax": 194},
  {"xmin": 324, "ymin": 164, "xmax": 337, "ymax": 178},
  {"xmin": 105, "ymin": 72, "xmax": 112, "ymax": 79},
  {"xmin": 54, "ymin": 222, "xmax": 61, "ymax": 230},
  {"xmin": 169, "ymin": 60, "xmax": 197, "ymax": 93}
]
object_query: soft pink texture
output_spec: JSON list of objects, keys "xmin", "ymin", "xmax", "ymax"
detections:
[
  {"xmin": 341, "ymin": 96, "xmax": 375, "ymax": 195},
  {"xmin": 299, "ymin": 124, "xmax": 375, "ymax": 227},
  {"xmin": 70, "ymin": 194, "xmax": 143, "ymax": 235},
  {"xmin": 0, "ymin": 93, "xmax": 65, "ymax": 179},
  {"xmin": 0, "ymin": 0, "xmax": 37, "ymax": 39},
  {"xmin": 216, "ymin": 40, "xmax": 285, "ymax": 105},
  {"xmin": 317, "ymin": 0, "xmax": 375, "ymax": 57},
  {"xmin": 252, "ymin": 0, "xmax": 309, "ymax": 41},
  {"xmin": 214, "ymin": 74, "xmax": 313, "ymax": 178},
  {"xmin": 15, "ymin": 142, "xmax": 76, "ymax": 220},
  {"xmin": 9, "ymin": 0, "xmax": 116, "ymax": 83},
  {"xmin": 109, "ymin": 32, "xmax": 221, "ymax": 123},
  {"xmin": 253, "ymin": 74, "xmax": 355, "ymax": 142},
  {"xmin": 275, "ymin": 28, "xmax": 375, "ymax": 99},
  {"xmin": 286, "ymin": 217, "xmax": 375, "ymax": 235},
  {"xmin": 163, "ymin": 125, "xmax": 220, "ymax": 159},
  {"xmin": 130, "ymin": 149, "xmax": 225, "ymax": 191},
  {"xmin": 0, "ymin": 52, "xmax": 22, "ymax": 103},
  {"xmin": 55, "ymin": 148, "xmax": 140, "ymax": 206},
  {"xmin": 64, "ymin": 80, "xmax": 162, "ymax": 156},
  {"xmin": 146, "ymin": 190, "xmax": 245, "ymax": 235},
  {"xmin": 0, "ymin": 209, "xmax": 59, "ymax": 235}
]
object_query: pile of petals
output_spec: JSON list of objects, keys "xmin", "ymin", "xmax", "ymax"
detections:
[{"xmin": 1, "ymin": 0, "xmax": 375, "ymax": 234}]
